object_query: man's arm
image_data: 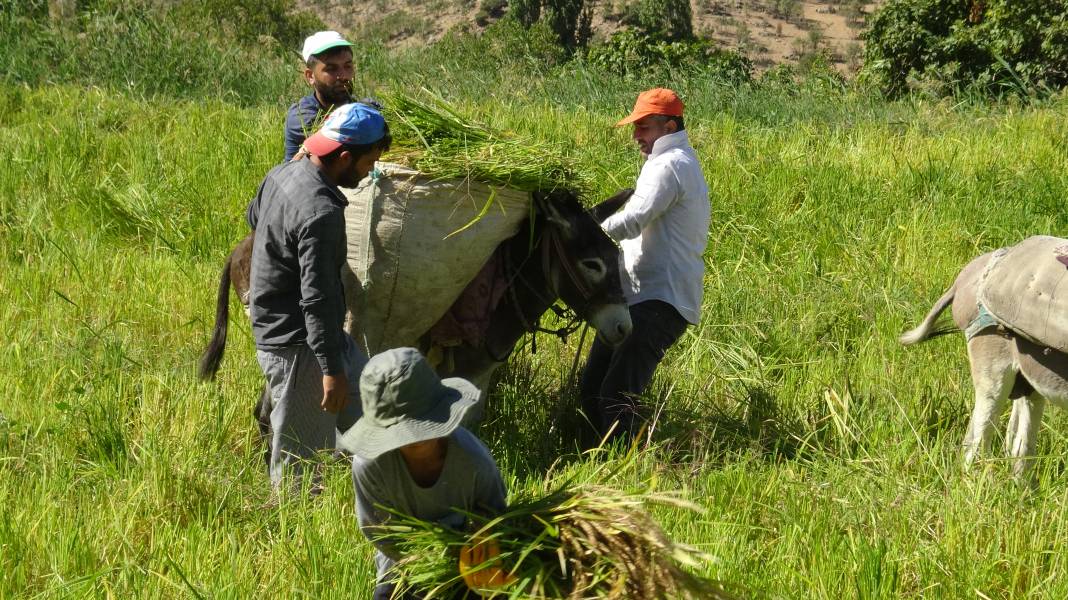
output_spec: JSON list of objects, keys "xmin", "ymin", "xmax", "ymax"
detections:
[
  {"xmin": 600, "ymin": 161, "xmax": 680, "ymax": 241},
  {"xmin": 478, "ymin": 471, "xmax": 507, "ymax": 514},
  {"xmin": 472, "ymin": 445, "xmax": 508, "ymax": 514},
  {"xmin": 296, "ymin": 208, "xmax": 349, "ymax": 411},
  {"xmin": 353, "ymin": 465, "xmax": 404, "ymax": 561}
]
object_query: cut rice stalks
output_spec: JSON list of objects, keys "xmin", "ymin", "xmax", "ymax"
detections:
[
  {"xmin": 376, "ymin": 468, "xmax": 739, "ymax": 599},
  {"xmin": 381, "ymin": 90, "xmax": 589, "ymax": 194}
]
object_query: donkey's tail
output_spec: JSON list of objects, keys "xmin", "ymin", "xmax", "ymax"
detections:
[
  {"xmin": 899, "ymin": 284, "xmax": 958, "ymax": 345},
  {"xmin": 197, "ymin": 252, "xmax": 233, "ymax": 380}
]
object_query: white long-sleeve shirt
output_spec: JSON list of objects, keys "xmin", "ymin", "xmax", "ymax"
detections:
[{"xmin": 601, "ymin": 129, "xmax": 710, "ymax": 324}]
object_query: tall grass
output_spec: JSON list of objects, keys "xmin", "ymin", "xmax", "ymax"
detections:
[{"xmin": 4, "ymin": 10, "xmax": 1068, "ymax": 597}]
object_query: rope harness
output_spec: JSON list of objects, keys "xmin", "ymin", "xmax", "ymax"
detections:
[{"xmin": 489, "ymin": 223, "xmax": 594, "ymax": 362}]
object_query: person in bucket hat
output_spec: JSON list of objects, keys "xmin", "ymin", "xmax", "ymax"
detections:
[
  {"xmin": 341, "ymin": 348, "xmax": 507, "ymax": 599},
  {"xmin": 579, "ymin": 88, "xmax": 711, "ymax": 448},
  {"xmin": 246, "ymin": 103, "xmax": 392, "ymax": 493},
  {"xmin": 283, "ymin": 30, "xmax": 382, "ymax": 162}
]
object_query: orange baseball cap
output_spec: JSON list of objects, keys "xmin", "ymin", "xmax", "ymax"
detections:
[{"xmin": 616, "ymin": 88, "xmax": 684, "ymax": 126}]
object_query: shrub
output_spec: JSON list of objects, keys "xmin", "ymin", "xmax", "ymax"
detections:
[
  {"xmin": 543, "ymin": 0, "xmax": 593, "ymax": 51},
  {"xmin": 170, "ymin": 0, "xmax": 324, "ymax": 52},
  {"xmin": 587, "ymin": 28, "xmax": 752, "ymax": 83},
  {"xmin": 862, "ymin": 0, "xmax": 1068, "ymax": 97},
  {"xmin": 509, "ymin": 0, "xmax": 542, "ymax": 26},
  {"xmin": 621, "ymin": 0, "xmax": 695, "ymax": 42},
  {"xmin": 476, "ymin": 0, "xmax": 509, "ymax": 26},
  {"xmin": 416, "ymin": 18, "xmax": 569, "ymax": 77}
]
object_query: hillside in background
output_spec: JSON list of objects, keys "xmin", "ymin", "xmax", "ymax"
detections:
[{"xmin": 301, "ymin": 0, "xmax": 883, "ymax": 73}]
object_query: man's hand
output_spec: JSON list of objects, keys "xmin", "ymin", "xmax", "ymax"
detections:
[
  {"xmin": 459, "ymin": 534, "xmax": 516, "ymax": 592},
  {"xmin": 321, "ymin": 373, "xmax": 349, "ymax": 414}
]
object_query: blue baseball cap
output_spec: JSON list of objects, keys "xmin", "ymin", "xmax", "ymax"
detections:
[{"xmin": 303, "ymin": 103, "xmax": 386, "ymax": 157}]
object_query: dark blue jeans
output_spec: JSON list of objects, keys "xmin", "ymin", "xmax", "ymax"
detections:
[{"xmin": 579, "ymin": 300, "xmax": 689, "ymax": 447}]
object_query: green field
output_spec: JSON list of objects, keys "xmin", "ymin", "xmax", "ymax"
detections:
[{"xmin": 4, "ymin": 5, "xmax": 1068, "ymax": 598}]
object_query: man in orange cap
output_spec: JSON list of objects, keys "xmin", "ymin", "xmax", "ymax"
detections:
[{"xmin": 580, "ymin": 88, "xmax": 711, "ymax": 447}]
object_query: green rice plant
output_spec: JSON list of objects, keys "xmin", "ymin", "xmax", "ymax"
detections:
[
  {"xmin": 383, "ymin": 90, "xmax": 590, "ymax": 193},
  {"xmin": 376, "ymin": 457, "xmax": 737, "ymax": 599}
]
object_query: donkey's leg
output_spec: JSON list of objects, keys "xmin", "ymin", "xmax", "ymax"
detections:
[
  {"xmin": 1007, "ymin": 393, "xmax": 1046, "ymax": 482},
  {"xmin": 1003, "ymin": 374, "xmax": 1035, "ymax": 457},
  {"xmin": 1004, "ymin": 396, "xmax": 1022, "ymax": 458},
  {"xmin": 963, "ymin": 334, "xmax": 1016, "ymax": 468}
]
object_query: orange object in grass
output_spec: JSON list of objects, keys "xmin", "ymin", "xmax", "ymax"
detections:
[{"xmin": 458, "ymin": 536, "xmax": 517, "ymax": 592}]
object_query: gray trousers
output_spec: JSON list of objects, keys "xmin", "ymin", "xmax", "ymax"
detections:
[
  {"xmin": 579, "ymin": 300, "xmax": 688, "ymax": 447},
  {"xmin": 257, "ymin": 335, "xmax": 366, "ymax": 489}
]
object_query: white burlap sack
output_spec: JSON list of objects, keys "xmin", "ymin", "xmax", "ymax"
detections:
[
  {"xmin": 341, "ymin": 162, "xmax": 531, "ymax": 354},
  {"xmin": 978, "ymin": 235, "xmax": 1068, "ymax": 352}
]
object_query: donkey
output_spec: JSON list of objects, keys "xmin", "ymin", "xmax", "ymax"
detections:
[
  {"xmin": 900, "ymin": 251, "xmax": 1068, "ymax": 481},
  {"xmin": 427, "ymin": 188, "xmax": 634, "ymax": 393},
  {"xmin": 198, "ymin": 188, "xmax": 634, "ymax": 450}
]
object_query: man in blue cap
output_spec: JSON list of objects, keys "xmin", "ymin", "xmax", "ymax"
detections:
[
  {"xmin": 248, "ymin": 103, "xmax": 392, "ymax": 492},
  {"xmin": 283, "ymin": 31, "xmax": 356, "ymax": 162}
]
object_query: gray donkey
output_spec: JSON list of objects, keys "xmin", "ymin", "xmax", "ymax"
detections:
[{"xmin": 900, "ymin": 238, "xmax": 1068, "ymax": 481}]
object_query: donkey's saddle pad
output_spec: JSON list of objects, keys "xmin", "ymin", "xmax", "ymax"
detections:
[
  {"xmin": 979, "ymin": 235, "xmax": 1068, "ymax": 352},
  {"xmin": 341, "ymin": 163, "xmax": 530, "ymax": 354}
]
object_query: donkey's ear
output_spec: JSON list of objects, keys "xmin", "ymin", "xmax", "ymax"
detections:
[
  {"xmin": 533, "ymin": 190, "xmax": 573, "ymax": 235},
  {"xmin": 589, "ymin": 188, "xmax": 634, "ymax": 223}
]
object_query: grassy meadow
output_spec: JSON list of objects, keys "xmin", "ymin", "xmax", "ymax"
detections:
[{"xmin": 4, "ymin": 7, "xmax": 1068, "ymax": 598}]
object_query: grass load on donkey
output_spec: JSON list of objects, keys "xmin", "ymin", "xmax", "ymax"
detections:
[{"xmin": 340, "ymin": 91, "xmax": 594, "ymax": 359}]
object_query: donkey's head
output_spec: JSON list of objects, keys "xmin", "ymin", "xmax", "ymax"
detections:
[{"xmin": 533, "ymin": 189, "xmax": 632, "ymax": 345}]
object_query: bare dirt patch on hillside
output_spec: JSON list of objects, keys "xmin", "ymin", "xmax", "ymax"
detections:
[{"xmin": 298, "ymin": 0, "xmax": 884, "ymax": 74}]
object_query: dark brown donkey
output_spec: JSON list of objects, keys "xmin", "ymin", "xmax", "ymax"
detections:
[
  {"xmin": 428, "ymin": 189, "xmax": 633, "ymax": 394},
  {"xmin": 197, "ymin": 188, "xmax": 634, "ymax": 447}
]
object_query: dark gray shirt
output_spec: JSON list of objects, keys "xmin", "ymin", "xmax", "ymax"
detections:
[
  {"xmin": 246, "ymin": 159, "xmax": 348, "ymax": 375},
  {"xmin": 351, "ymin": 428, "xmax": 507, "ymax": 578}
]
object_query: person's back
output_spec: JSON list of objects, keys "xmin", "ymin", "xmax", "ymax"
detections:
[{"xmin": 247, "ymin": 159, "xmax": 348, "ymax": 352}]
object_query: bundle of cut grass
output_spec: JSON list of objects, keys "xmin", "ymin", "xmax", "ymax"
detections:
[
  {"xmin": 382, "ymin": 90, "xmax": 589, "ymax": 194},
  {"xmin": 376, "ymin": 476, "xmax": 738, "ymax": 599}
]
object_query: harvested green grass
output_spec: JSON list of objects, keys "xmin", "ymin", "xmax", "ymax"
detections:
[
  {"xmin": 382, "ymin": 457, "xmax": 735, "ymax": 599},
  {"xmin": 385, "ymin": 90, "xmax": 589, "ymax": 193}
]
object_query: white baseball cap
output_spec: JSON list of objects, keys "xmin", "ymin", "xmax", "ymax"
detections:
[{"xmin": 301, "ymin": 31, "xmax": 353, "ymax": 63}]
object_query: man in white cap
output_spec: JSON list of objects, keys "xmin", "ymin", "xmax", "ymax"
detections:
[
  {"xmin": 580, "ymin": 88, "xmax": 710, "ymax": 448},
  {"xmin": 283, "ymin": 31, "xmax": 356, "ymax": 162},
  {"xmin": 248, "ymin": 103, "xmax": 392, "ymax": 492},
  {"xmin": 339, "ymin": 347, "xmax": 507, "ymax": 599}
]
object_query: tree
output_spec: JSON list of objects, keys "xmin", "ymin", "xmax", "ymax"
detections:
[
  {"xmin": 622, "ymin": 0, "xmax": 695, "ymax": 42},
  {"xmin": 862, "ymin": 0, "xmax": 1068, "ymax": 96},
  {"xmin": 509, "ymin": 0, "xmax": 541, "ymax": 26},
  {"xmin": 510, "ymin": 0, "xmax": 592, "ymax": 52}
]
